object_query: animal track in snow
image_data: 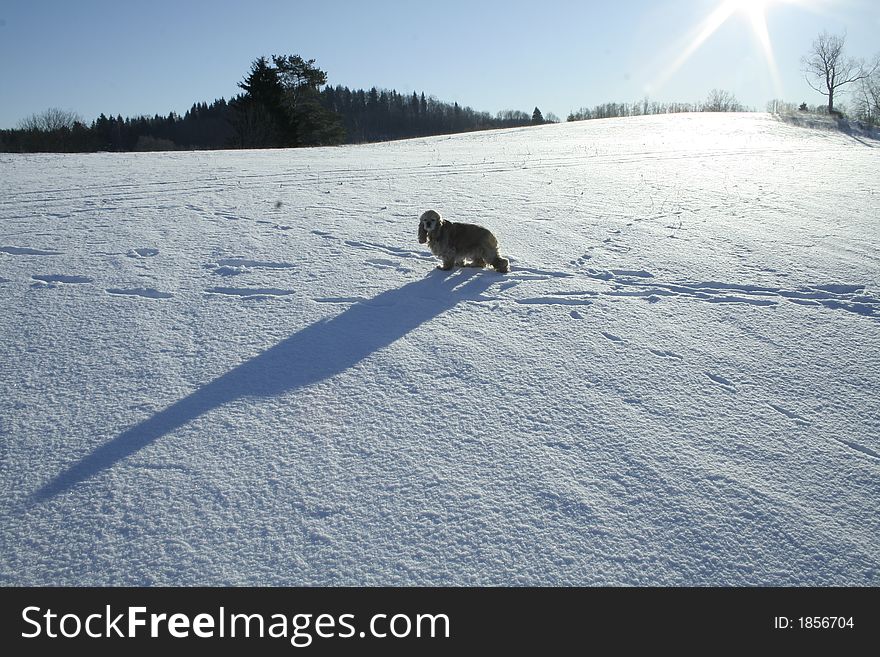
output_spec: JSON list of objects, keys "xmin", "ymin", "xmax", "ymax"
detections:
[
  {"xmin": 203, "ymin": 258, "xmax": 296, "ymax": 277},
  {"xmin": 601, "ymin": 331, "xmax": 624, "ymax": 343},
  {"xmin": 767, "ymin": 403, "xmax": 810, "ymax": 426},
  {"xmin": 209, "ymin": 266, "xmax": 245, "ymax": 277},
  {"xmin": 545, "ymin": 440, "xmax": 574, "ymax": 451},
  {"xmin": 649, "ymin": 349, "xmax": 683, "ymax": 360},
  {"xmin": 365, "ymin": 257, "xmax": 414, "ymax": 273},
  {"xmin": 1, "ymin": 246, "xmax": 62, "ymax": 256},
  {"xmin": 833, "ymin": 438, "xmax": 880, "ymax": 461},
  {"xmin": 311, "ymin": 229, "xmax": 432, "ymax": 260},
  {"xmin": 366, "ymin": 257, "xmax": 400, "ymax": 268},
  {"xmin": 344, "ymin": 239, "xmax": 427, "ymax": 261},
  {"xmin": 598, "ymin": 238, "xmax": 631, "ymax": 254},
  {"xmin": 31, "ymin": 274, "xmax": 93, "ymax": 285},
  {"xmin": 127, "ymin": 248, "xmax": 159, "ymax": 258},
  {"xmin": 312, "ymin": 296, "xmax": 367, "ymax": 304},
  {"xmin": 704, "ymin": 372, "xmax": 736, "ymax": 390},
  {"xmin": 509, "ymin": 265, "xmax": 573, "ymax": 280},
  {"xmin": 578, "ymin": 269, "xmax": 880, "ymax": 318},
  {"xmin": 214, "ymin": 258, "xmax": 295, "ymax": 269},
  {"xmin": 206, "ymin": 287, "xmax": 296, "ymax": 299},
  {"xmin": 516, "ymin": 297, "xmax": 594, "ymax": 307},
  {"xmin": 106, "ymin": 287, "xmax": 173, "ymax": 299}
]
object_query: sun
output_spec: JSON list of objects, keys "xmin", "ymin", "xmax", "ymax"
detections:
[{"xmin": 651, "ymin": 0, "xmax": 784, "ymax": 97}]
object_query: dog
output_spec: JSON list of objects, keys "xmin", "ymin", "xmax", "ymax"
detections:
[{"xmin": 418, "ymin": 210, "xmax": 510, "ymax": 273}]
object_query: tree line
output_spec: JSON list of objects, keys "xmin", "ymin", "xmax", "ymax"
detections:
[
  {"xmin": 0, "ymin": 54, "xmax": 545, "ymax": 153},
  {"xmin": 566, "ymin": 89, "xmax": 743, "ymax": 123},
  {"xmin": 5, "ymin": 31, "xmax": 876, "ymax": 153},
  {"xmin": 318, "ymin": 87, "xmax": 543, "ymax": 143}
]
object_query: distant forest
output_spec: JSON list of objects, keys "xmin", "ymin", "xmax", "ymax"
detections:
[
  {"xmin": 0, "ymin": 55, "xmax": 546, "ymax": 153},
  {"xmin": 0, "ymin": 55, "xmax": 751, "ymax": 153}
]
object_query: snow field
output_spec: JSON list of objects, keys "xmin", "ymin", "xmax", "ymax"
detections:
[{"xmin": 1, "ymin": 113, "xmax": 878, "ymax": 585}]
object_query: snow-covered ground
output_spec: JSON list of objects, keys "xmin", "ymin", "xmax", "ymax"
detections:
[{"xmin": 1, "ymin": 113, "xmax": 878, "ymax": 586}]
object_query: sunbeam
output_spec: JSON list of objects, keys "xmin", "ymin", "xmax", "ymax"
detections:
[
  {"xmin": 651, "ymin": 0, "xmax": 790, "ymax": 97},
  {"xmin": 744, "ymin": 2, "xmax": 783, "ymax": 96}
]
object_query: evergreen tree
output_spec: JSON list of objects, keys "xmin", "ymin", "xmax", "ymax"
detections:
[
  {"xmin": 233, "ymin": 56, "xmax": 287, "ymax": 147},
  {"xmin": 271, "ymin": 54, "xmax": 344, "ymax": 145}
]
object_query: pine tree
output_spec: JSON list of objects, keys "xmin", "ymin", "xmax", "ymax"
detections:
[{"xmin": 234, "ymin": 56, "xmax": 287, "ymax": 146}]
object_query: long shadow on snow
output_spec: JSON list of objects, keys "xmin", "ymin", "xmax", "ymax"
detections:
[{"xmin": 34, "ymin": 270, "xmax": 496, "ymax": 501}]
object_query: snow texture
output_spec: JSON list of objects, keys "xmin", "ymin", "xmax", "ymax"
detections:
[{"xmin": 1, "ymin": 113, "xmax": 878, "ymax": 585}]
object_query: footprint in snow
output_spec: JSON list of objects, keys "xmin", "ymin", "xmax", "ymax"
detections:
[
  {"xmin": 106, "ymin": 288, "xmax": 173, "ymax": 300},
  {"xmin": 833, "ymin": 438, "xmax": 880, "ymax": 461},
  {"xmin": 31, "ymin": 274, "xmax": 93, "ymax": 285},
  {"xmin": 126, "ymin": 248, "xmax": 159, "ymax": 258},
  {"xmin": 203, "ymin": 258, "xmax": 296, "ymax": 277},
  {"xmin": 649, "ymin": 348, "xmax": 683, "ymax": 360},
  {"xmin": 206, "ymin": 287, "xmax": 296, "ymax": 299},
  {"xmin": 705, "ymin": 372, "xmax": 736, "ymax": 391},
  {"xmin": 767, "ymin": 403, "xmax": 810, "ymax": 426},
  {"xmin": 1, "ymin": 246, "xmax": 63, "ymax": 256}
]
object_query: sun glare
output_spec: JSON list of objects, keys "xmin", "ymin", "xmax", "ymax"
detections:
[
  {"xmin": 730, "ymin": 0, "xmax": 769, "ymax": 15},
  {"xmin": 651, "ymin": 0, "xmax": 783, "ymax": 98}
]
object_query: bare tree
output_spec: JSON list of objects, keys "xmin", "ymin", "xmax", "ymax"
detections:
[
  {"xmin": 703, "ymin": 89, "xmax": 742, "ymax": 112},
  {"xmin": 17, "ymin": 107, "xmax": 83, "ymax": 132},
  {"xmin": 854, "ymin": 64, "xmax": 880, "ymax": 124},
  {"xmin": 802, "ymin": 31, "xmax": 877, "ymax": 116}
]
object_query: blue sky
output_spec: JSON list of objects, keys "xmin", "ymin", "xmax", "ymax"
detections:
[{"xmin": 1, "ymin": 0, "xmax": 877, "ymax": 128}]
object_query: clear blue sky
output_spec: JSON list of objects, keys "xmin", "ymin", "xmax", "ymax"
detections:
[{"xmin": 1, "ymin": 0, "xmax": 877, "ymax": 128}]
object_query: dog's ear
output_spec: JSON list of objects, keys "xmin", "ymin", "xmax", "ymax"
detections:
[{"xmin": 418, "ymin": 224, "xmax": 427, "ymax": 244}]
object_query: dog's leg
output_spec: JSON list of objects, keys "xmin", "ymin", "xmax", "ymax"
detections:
[
  {"xmin": 439, "ymin": 257, "xmax": 455, "ymax": 270},
  {"xmin": 467, "ymin": 257, "xmax": 487, "ymax": 268},
  {"xmin": 482, "ymin": 245, "xmax": 509, "ymax": 273},
  {"xmin": 492, "ymin": 256, "xmax": 510, "ymax": 274}
]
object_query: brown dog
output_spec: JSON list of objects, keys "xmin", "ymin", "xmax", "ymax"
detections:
[{"xmin": 418, "ymin": 210, "xmax": 509, "ymax": 273}]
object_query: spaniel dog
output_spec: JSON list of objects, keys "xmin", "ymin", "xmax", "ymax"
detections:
[{"xmin": 418, "ymin": 210, "xmax": 510, "ymax": 273}]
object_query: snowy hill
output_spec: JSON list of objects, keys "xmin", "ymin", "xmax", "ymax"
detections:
[{"xmin": 1, "ymin": 112, "xmax": 878, "ymax": 585}]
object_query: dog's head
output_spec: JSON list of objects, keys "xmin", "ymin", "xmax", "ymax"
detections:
[{"xmin": 418, "ymin": 210, "xmax": 442, "ymax": 244}]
